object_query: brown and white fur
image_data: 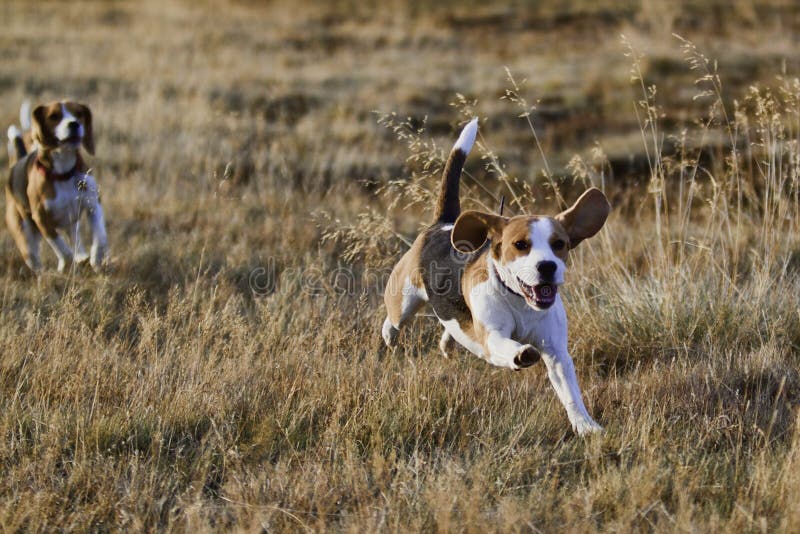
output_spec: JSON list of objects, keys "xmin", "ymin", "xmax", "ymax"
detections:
[
  {"xmin": 382, "ymin": 119, "xmax": 611, "ymax": 434},
  {"xmin": 6, "ymin": 101, "xmax": 107, "ymax": 273}
]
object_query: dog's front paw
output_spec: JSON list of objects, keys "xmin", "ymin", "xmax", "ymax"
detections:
[
  {"xmin": 24, "ymin": 256, "xmax": 42, "ymax": 273},
  {"xmin": 90, "ymin": 246, "xmax": 107, "ymax": 272},
  {"xmin": 57, "ymin": 255, "xmax": 73, "ymax": 273},
  {"xmin": 572, "ymin": 417, "xmax": 603, "ymax": 436},
  {"xmin": 439, "ymin": 331, "xmax": 456, "ymax": 358},
  {"xmin": 90, "ymin": 261, "xmax": 105, "ymax": 273},
  {"xmin": 381, "ymin": 318, "xmax": 399, "ymax": 348},
  {"xmin": 513, "ymin": 344, "xmax": 541, "ymax": 369}
]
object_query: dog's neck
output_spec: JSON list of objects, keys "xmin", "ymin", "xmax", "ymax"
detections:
[
  {"xmin": 37, "ymin": 145, "xmax": 79, "ymax": 175},
  {"xmin": 49, "ymin": 147, "xmax": 79, "ymax": 175}
]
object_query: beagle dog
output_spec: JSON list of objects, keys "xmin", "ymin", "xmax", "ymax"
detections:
[
  {"xmin": 5, "ymin": 101, "xmax": 107, "ymax": 273},
  {"xmin": 382, "ymin": 119, "xmax": 610, "ymax": 434}
]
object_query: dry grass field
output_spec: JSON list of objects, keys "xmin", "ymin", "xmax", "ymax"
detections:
[{"xmin": 2, "ymin": 0, "xmax": 800, "ymax": 531}]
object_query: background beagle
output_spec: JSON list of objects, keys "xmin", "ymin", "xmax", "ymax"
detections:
[
  {"xmin": 383, "ymin": 119, "xmax": 611, "ymax": 434},
  {"xmin": 6, "ymin": 101, "xmax": 107, "ymax": 273}
]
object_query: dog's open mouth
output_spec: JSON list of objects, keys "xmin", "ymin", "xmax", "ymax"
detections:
[{"xmin": 517, "ymin": 278, "xmax": 557, "ymax": 309}]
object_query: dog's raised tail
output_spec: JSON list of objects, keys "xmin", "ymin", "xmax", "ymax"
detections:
[
  {"xmin": 435, "ymin": 117, "xmax": 478, "ymax": 224},
  {"xmin": 7, "ymin": 101, "xmax": 31, "ymax": 167},
  {"xmin": 19, "ymin": 100, "xmax": 31, "ymax": 132},
  {"xmin": 7, "ymin": 126, "xmax": 25, "ymax": 167}
]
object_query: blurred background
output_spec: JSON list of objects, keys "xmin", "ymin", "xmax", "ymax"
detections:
[
  {"xmin": 3, "ymin": 1, "xmax": 798, "ymax": 206},
  {"xmin": 2, "ymin": 2, "xmax": 800, "ymax": 530}
]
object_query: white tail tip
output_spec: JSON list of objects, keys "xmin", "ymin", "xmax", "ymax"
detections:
[
  {"xmin": 20, "ymin": 100, "xmax": 31, "ymax": 132},
  {"xmin": 7, "ymin": 125, "xmax": 21, "ymax": 141},
  {"xmin": 453, "ymin": 117, "xmax": 478, "ymax": 154}
]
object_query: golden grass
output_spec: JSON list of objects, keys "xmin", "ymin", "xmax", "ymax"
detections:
[{"xmin": 2, "ymin": 0, "xmax": 800, "ymax": 531}]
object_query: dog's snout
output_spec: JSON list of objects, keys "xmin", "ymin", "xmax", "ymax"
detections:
[
  {"xmin": 537, "ymin": 261, "xmax": 557, "ymax": 279},
  {"xmin": 67, "ymin": 121, "xmax": 80, "ymax": 131}
]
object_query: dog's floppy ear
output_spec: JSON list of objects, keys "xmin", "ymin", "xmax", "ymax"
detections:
[
  {"xmin": 31, "ymin": 105, "xmax": 58, "ymax": 149},
  {"xmin": 78, "ymin": 104, "xmax": 94, "ymax": 155},
  {"xmin": 555, "ymin": 188, "xmax": 611, "ymax": 247},
  {"xmin": 451, "ymin": 210, "xmax": 508, "ymax": 253}
]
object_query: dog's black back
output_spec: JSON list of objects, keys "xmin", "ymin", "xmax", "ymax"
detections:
[{"xmin": 418, "ymin": 222, "xmax": 487, "ymax": 327}]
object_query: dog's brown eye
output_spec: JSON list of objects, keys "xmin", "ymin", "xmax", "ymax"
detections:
[
  {"xmin": 513, "ymin": 240, "xmax": 529, "ymax": 251},
  {"xmin": 551, "ymin": 239, "xmax": 566, "ymax": 251},
  {"xmin": 48, "ymin": 113, "xmax": 59, "ymax": 121}
]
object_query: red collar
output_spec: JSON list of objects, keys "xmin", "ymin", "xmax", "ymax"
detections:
[{"xmin": 34, "ymin": 154, "xmax": 83, "ymax": 181}]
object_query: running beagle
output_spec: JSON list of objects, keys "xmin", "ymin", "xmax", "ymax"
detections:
[
  {"xmin": 382, "ymin": 118, "xmax": 610, "ymax": 434},
  {"xmin": 6, "ymin": 101, "xmax": 107, "ymax": 273}
]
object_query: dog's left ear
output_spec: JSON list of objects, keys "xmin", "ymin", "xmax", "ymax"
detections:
[
  {"xmin": 555, "ymin": 188, "xmax": 611, "ymax": 247},
  {"xmin": 451, "ymin": 211, "xmax": 508, "ymax": 253},
  {"xmin": 79, "ymin": 104, "xmax": 94, "ymax": 155}
]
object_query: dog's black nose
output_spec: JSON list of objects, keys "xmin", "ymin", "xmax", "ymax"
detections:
[
  {"xmin": 537, "ymin": 261, "xmax": 557, "ymax": 278},
  {"xmin": 67, "ymin": 121, "xmax": 80, "ymax": 131}
]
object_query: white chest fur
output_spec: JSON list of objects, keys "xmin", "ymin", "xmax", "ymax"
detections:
[
  {"xmin": 43, "ymin": 173, "xmax": 100, "ymax": 228},
  {"xmin": 491, "ymin": 291, "xmax": 561, "ymax": 347},
  {"xmin": 468, "ymin": 276, "xmax": 568, "ymax": 353},
  {"xmin": 507, "ymin": 295, "xmax": 567, "ymax": 351}
]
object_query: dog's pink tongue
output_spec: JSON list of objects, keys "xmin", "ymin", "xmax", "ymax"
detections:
[{"xmin": 534, "ymin": 284, "xmax": 557, "ymax": 303}]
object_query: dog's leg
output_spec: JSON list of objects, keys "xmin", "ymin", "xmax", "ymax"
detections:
[
  {"xmin": 6, "ymin": 203, "xmax": 41, "ymax": 272},
  {"xmin": 535, "ymin": 307, "xmax": 602, "ymax": 435},
  {"xmin": 70, "ymin": 220, "xmax": 89, "ymax": 264},
  {"xmin": 383, "ymin": 268, "xmax": 427, "ymax": 347},
  {"xmin": 485, "ymin": 330, "xmax": 541, "ymax": 369},
  {"xmin": 382, "ymin": 317, "xmax": 400, "ymax": 347},
  {"xmin": 381, "ymin": 287, "xmax": 426, "ymax": 348},
  {"xmin": 33, "ymin": 209, "xmax": 72, "ymax": 273},
  {"xmin": 21, "ymin": 219, "xmax": 42, "ymax": 272},
  {"xmin": 438, "ymin": 330, "xmax": 455, "ymax": 358},
  {"xmin": 43, "ymin": 234, "xmax": 73, "ymax": 273},
  {"xmin": 540, "ymin": 350, "xmax": 602, "ymax": 435},
  {"xmin": 87, "ymin": 202, "xmax": 108, "ymax": 271}
]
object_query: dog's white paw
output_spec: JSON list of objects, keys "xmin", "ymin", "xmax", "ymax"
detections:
[
  {"xmin": 439, "ymin": 331, "xmax": 455, "ymax": 358},
  {"xmin": 90, "ymin": 245, "xmax": 107, "ymax": 272},
  {"xmin": 24, "ymin": 255, "xmax": 42, "ymax": 273},
  {"xmin": 572, "ymin": 417, "xmax": 603, "ymax": 436},
  {"xmin": 57, "ymin": 255, "xmax": 73, "ymax": 273},
  {"xmin": 382, "ymin": 317, "xmax": 399, "ymax": 348},
  {"xmin": 512, "ymin": 344, "xmax": 541, "ymax": 369}
]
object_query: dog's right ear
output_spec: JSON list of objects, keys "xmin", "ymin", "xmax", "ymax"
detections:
[
  {"xmin": 31, "ymin": 105, "xmax": 58, "ymax": 149},
  {"xmin": 451, "ymin": 211, "xmax": 508, "ymax": 253}
]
